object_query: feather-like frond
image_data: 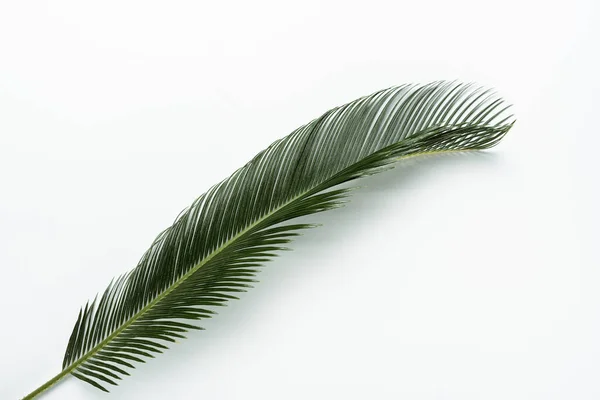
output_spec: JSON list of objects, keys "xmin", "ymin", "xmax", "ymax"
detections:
[{"xmin": 53, "ymin": 81, "xmax": 513, "ymax": 393}]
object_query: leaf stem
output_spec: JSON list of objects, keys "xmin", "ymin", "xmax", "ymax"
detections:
[{"xmin": 21, "ymin": 365, "xmax": 75, "ymax": 400}]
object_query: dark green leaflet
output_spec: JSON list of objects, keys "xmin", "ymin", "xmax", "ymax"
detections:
[{"xmin": 22, "ymin": 81, "xmax": 513, "ymax": 399}]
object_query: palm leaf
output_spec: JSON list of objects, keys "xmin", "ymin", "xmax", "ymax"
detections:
[{"xmin": 22, "ymin": 81, "xmax": 514, "ymax": 399}]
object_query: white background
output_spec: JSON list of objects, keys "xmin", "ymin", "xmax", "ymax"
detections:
[{"xmin": 0, "ymin": 1, "xmax": 598, "ymax": 399}]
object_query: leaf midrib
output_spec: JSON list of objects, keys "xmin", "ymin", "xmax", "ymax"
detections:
[{"xmin": 64, "ymin": 141, "xmax": 475, "ymax": 379}]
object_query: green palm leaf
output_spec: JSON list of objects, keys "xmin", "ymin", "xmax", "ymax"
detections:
[{"xmin": 23, "ymin": 81, "xmax": 514, "ymax": 399}]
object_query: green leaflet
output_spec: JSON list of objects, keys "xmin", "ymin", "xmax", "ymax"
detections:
[{"xmin": 22, "ymin": 81, "xmax": 514, "ymax": 399}]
